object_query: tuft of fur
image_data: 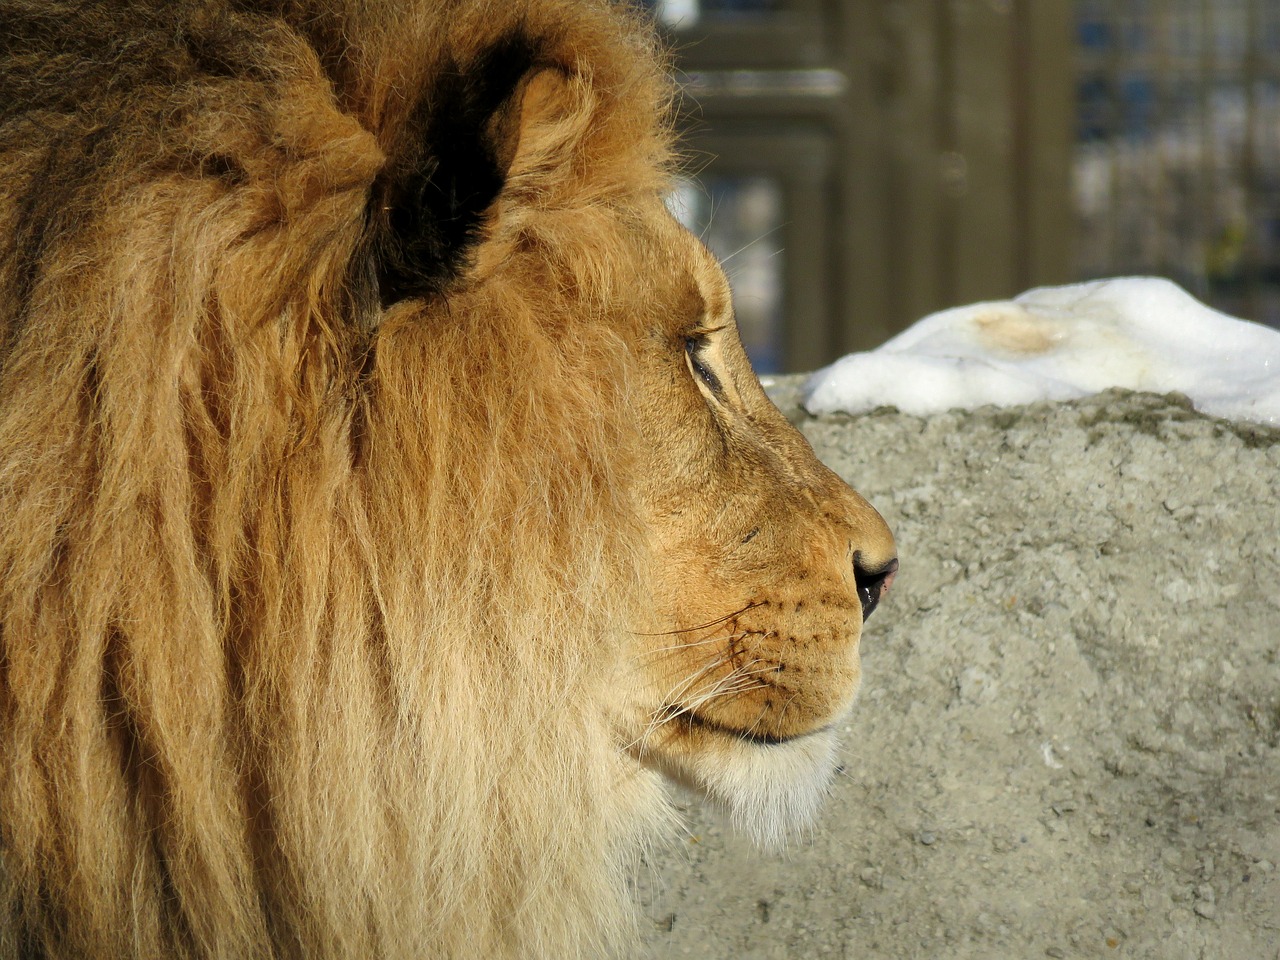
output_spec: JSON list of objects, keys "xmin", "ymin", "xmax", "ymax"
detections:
[
  {"xmin": 0, "ymin": 1, "xmax": 676, "ymax": 957},
  {"xmin": 689, "ymin": 733, "xmax": 841, "ymax": 848}
]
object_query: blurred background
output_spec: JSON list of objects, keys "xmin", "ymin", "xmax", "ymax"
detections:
[{"xmin": 642, "ymin": 0, "xmax": 1280, "ymax": 372}]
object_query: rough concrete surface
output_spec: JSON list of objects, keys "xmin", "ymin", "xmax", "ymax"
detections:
[{"xmin": 638, "ymin": 386, "xmax": 1280, "ymax": 960}]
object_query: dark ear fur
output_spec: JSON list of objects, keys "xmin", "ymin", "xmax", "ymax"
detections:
[{"xmin": 371, "ymin": 31, "xmax": 544, "ymax": 307}]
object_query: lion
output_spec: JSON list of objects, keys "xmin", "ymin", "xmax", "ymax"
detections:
[{"xmin": 0, "ymin": 1, "xmax": 897, "ymax": 957}]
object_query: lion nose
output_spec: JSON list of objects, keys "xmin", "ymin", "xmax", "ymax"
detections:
[{"xmin": 853, "ymin": 554, "xmax": 898, "ymax": 621}]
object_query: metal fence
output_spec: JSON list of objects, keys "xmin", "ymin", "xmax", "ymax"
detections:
[{"xmin": 1076, "ymin": 0, "xmax": 1280, "ymax": 327}]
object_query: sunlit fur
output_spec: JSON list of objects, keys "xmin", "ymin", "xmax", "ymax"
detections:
[{"xmin": 0, "ymin": 0, "xmax": 895, "ymax": 957}]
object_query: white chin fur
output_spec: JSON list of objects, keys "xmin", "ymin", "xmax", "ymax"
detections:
[{"xmin": 687, "ymin": 730, "xmax": 839, "ymax": 847}]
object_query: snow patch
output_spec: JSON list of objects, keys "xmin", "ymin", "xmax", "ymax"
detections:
[{"xmin": 804, "ymin": 277, "xmax": 1280, "ymax": 426}]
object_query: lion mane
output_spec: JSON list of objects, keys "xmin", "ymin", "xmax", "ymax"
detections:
[{"xmin": 1, "ymin": 1, "xmax": 676, "ymax": 956}]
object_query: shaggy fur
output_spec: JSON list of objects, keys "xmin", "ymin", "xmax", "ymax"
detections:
[{"xmin": 1, "ymin": 2, "xmax": 673, "ymax": 956}]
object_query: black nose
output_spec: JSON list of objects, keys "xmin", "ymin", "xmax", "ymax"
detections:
[{"xmin": 853, "ymin": 555, "xmax": 898, "ymax": 622}]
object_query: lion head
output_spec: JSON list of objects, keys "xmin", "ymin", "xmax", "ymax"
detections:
[{"xmin": 0, "ymin": 1, "xmax": 895, "ymax": 957}]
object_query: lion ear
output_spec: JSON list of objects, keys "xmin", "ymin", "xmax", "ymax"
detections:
[
  {"xmin": 486, "ymin": 67, "xmax": 570, "ymax": 182},
  {"xmin": 372, "ymin": 49, "xmax": 569, "ymax": 308}
]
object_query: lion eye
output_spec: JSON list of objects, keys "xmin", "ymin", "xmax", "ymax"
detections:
[{"xmin": 684, "ymin": 336, "xmax": 722, "ymax": 396}]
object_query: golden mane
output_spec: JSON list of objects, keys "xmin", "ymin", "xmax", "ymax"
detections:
[{"xmin": 1, "ymin": 1, "xmax": 675, "ymax": 956}]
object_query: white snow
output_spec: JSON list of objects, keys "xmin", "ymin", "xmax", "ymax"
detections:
[{"xmin": 803, "ymin": 277, "xmax": 1280, "ymax": 427}]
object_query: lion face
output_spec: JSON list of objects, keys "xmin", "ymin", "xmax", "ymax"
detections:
[{"xmin": 619, "ymin": 210, "xmax": 897, "ymax": 842}]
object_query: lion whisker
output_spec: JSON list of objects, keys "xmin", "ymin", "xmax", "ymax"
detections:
[
  {"xmin": 627, "ymin": 631, "xmax": 728, "ymax": 663},
  {"xmin": 649, "ymin": 651, "xmax": 769, "ymax": 715},
  {"xmin": 627, "ymin": 660, "xmax": 745, "ymax": 755},
  {"xmin": 627, "ymin": 627, "xmax": 765, "ymax": 667},
  {"xmin": 628, "ymin": 656, "xmax": 734, "ymax": 752},
  {"xmin": 628, "ymin": 655, "xmax": 781, "ymax": 755},
  {"xmin": 666, "ymin": 656, "xmax": 776, "ymax": 708},
  {"xmin": 631, "ymin": 601, "xmax": 764, "ymax": 637}
]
